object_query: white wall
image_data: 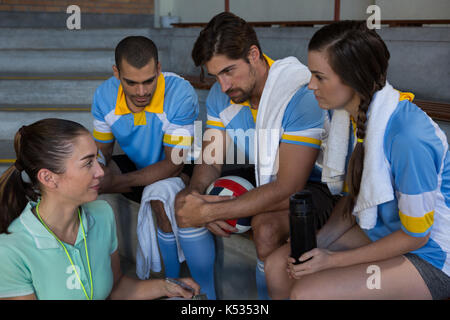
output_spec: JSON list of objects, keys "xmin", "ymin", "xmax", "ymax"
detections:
[
  {"xmin": 164, "ymin": 0, "xmax": 223, "ymax": 23},
  {"xmin": 156, "ymin": 0, "xmax": 449, "ymax": 24},
  {"xmin": 229, "ymin": 0, "xmax": 335, "ymax": 21},
  {"xmin": 375, "ymin": 0, "xmax": 450, "ymax": 20}
]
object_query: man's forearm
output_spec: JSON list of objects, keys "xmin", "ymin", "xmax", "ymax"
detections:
[
  {"xmin": 332, "ymin": 230, "xmax": 429, "ymax": 269},
  {"xmin": 113, "ymin": 160, "xmax": 182, "ymax": 192},
  {"xmin": 202, "ymin": 179, "xmax": 291, "ymax": 223}
]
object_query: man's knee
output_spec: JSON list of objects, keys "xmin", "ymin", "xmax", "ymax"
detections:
[
  {"xmin": 151, "ymin": 200, "xmax": 172, "ymax": 233},
  {"xmin": 252, "ymin": 215, "xmax": 288, "ymax": 261}
]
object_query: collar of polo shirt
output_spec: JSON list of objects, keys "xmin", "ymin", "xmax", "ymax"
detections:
[{"xmin": 115, "ymin": 72, "xmax": 165, "ymax": 115}]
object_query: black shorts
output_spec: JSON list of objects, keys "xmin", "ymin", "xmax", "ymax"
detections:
[
  {"xmin": 112, "ymin": 154, "xmax": 195, "ymax": 203},
  {"xmin": 404, "ymin": 253, "xmax": 450, "ymax": 300}
]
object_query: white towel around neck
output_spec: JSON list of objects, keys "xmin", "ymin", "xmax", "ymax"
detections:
[
  {"xmin": 321, "ymin": 82, "xmax": 399, "ymax": 229},
  {"xmin": 254, "ymin": 56, "xmax": 311, "ymax": 187}
]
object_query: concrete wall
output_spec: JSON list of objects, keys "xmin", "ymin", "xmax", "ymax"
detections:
[
  {"xmin": 157, "ymin": 0, "xmax": 450, "ymax": 23},
  {"xmin": 0, "ymin": 12, "xmax": 154, "ymax": 28},
  {"xmin": 0, "ymin": 0, "xmax": 155, "ymax": 28},
  {"xmin": 375, "ymin": 0, "xmax": 450, "ymax": 20},
  {"xmin": 149, "ymin": 26, "xmax": 450, "ymax": 103}
]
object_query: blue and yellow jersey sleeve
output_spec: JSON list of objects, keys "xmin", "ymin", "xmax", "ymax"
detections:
[
  {"xmin": 385, "ymin": 100, "xmax": 446, "ymax": 237},
  {"xmin": 162, "ymin": 75, "xmax": 199, "ymax": 149},
  {"xmin": 91, "ymin": 77, "xmax": 117, "ymax": 144},
  {"xmin": 205, "ymin": 82, "xmax": 227, "ymax": 130},
  {"xmin": 280, "ymin": 86, "xmax": 325, "ymax": 149}
]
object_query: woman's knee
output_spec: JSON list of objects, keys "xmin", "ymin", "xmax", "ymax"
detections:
[
  {"xmin": 265, "ymin": 245, "xmax": 292, "ymax": 300},
  {"xmin": 289, "ymin": 279, "xmax": 321, "ymax": 300}
]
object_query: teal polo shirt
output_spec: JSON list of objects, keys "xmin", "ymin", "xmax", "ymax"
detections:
[{"xmin": 0, "ymin": 200, "xmax": 118, "ymax": 299}]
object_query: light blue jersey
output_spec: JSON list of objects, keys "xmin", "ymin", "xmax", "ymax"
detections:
[
  {"xmin": 92, "ymin": 73, "xmax": 199, "ymax": 169},
  {"xmin": 344, "ymin": 97, "xmax": 450, "ymax": 276},
  {"xmin": 205, "ymin": 57, "xmax": 326, "ymax": 181}
]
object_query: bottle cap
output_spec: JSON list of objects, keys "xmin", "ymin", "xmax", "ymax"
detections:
[{"xmin": 289, "ymin": 190, "xmax": 313, "ymax": 216}]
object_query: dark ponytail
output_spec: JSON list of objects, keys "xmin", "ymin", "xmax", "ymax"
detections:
[
  {"xmin": 0, "ymin": 119, "xmax": 89, "ymax": 234},
  {"xmin": 308, "ymin": 21, "xmax": 390, "ymax": 217}
]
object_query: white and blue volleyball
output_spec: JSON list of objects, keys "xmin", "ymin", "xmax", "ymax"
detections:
[{"xmin": 205, "ymin": 176, "xmax": 254, "ymax": 233}]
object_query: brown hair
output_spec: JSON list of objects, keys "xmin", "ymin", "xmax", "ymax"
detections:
[
  {"xmin": 191, "ymin": 12, "xmax": 264, "ymax": 80},
  {"xmin": 308, "ymin": 21, "xmax": 390, "ymax": 216},
  {"xmin": 0, "ymin": 118, "xmax": 90, "ymax": 234}
]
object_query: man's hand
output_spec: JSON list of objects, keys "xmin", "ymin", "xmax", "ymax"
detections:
[
  {"xmin": 175, "ymin": 189, "xmax": 233, "ymax": 228},
  {"xmin": 205, "ymin": 220, "xmax": 238, "ymax": 237}
]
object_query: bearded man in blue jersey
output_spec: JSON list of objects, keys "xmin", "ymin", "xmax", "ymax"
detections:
[{"xmin": 175, "ymin": 12, "xmax": 338, "ymax": 299}]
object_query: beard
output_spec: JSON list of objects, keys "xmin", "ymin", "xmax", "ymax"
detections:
[
  {"xmin": 226, "ymin": 88, "xmax": 252, "ymax": 104},
  {"xmin": 226, "ymin": 64, "xmax": 257, "ymax": 104}
]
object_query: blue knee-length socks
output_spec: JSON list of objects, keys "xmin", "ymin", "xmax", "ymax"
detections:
[
  {"xmin": 256, "ymin": 258, "xmax": 271, "ymax": 300},
  {"xmin": 157, "ymin": 229, "xmax": 181, "ymax": 278},
  {"xmin": 157, "ymin": 227, "xmax": 216, "ymax": 300}
]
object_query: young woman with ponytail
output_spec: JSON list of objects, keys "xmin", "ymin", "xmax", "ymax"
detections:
[
  {"xmin": 265, "ymin": 21, "xmax": 450, "ymax": 300},
  {"xmin": 0, "ymin": 118, "xmax": 199, "ymax": 300}
]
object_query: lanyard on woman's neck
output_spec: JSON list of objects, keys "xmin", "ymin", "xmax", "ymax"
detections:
[{"xmin": 36, "ymin": 200, "xmax": 93, "ymax": 300}]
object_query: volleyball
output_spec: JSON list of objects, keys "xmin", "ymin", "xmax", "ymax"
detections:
[{"xmin": 205, "ymin": 175, "xmax": 254, "ymax": 233}]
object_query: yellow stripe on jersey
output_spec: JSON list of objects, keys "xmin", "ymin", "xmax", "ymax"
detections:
[
  {"xmin": 93, "ymin": 130, "xmax": 114, "ymax": 142},
  {"xmin": 281, "ymin": 134, "xmax": 321, "ymax": 146},
  {"xmin": 163, "ymin": 134, "xmax": 194, "ymax": 147},
  {"xmin": 399, "ymin": 210, "xmax": 434, "ymax": 234},
  {"xmin": 133, "ymin": 110, "xmax": 147, "ymax": 126},
  {"xmin": 206, "ymin": 120, "xmax": 225, "ymax": 128}
]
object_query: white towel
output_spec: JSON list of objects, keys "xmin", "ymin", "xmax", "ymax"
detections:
[
  {"xmin": 254, "ymin": 56, "xmax": 311, "ymax": 187},
  {"xmin": 320, "ymin": 109, "xmax": 350, "ymax": 195},
  {"xmin": 136, "ymin": 177, "xmax": 186, "ymax": 279},
  {"xmin": 320, "ymin": 82, "xmax": 399, "ymax": 229},
  {"xmin": 354, "ymin": 82, "xmax": 398, "ymax": 228}
]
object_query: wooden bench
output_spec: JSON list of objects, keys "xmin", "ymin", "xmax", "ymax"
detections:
[{"xmin": 414, "ymin": 99, "xmax": 450, "ymax": 122}]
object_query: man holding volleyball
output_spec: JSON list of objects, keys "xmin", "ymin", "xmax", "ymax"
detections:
[{"xmin": 175, "ymin": 12, "xmax": 336, "ymax": 300}]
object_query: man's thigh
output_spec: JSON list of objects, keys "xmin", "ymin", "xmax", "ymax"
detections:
[{"xmin": 251, "ymin": 180, "xmax": 338, "ymax": 260}]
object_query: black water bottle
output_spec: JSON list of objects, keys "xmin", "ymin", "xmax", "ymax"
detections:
[{"xmin": 289, "ymin": 190, "xmax": 317, "ymax": 265}]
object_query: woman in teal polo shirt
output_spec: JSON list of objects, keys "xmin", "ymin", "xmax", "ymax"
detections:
[{"xmin": 0, "ymin": 118, "xmax": 199, "ymax": 300}]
